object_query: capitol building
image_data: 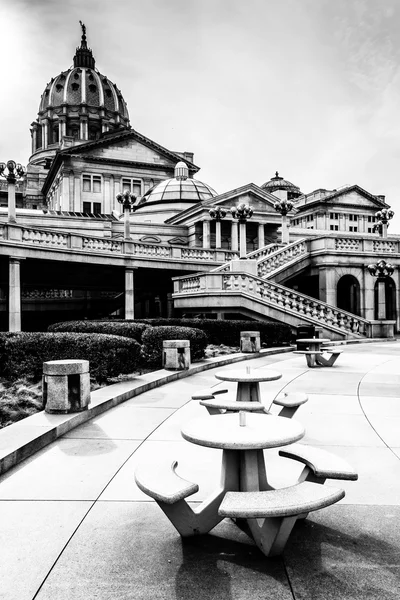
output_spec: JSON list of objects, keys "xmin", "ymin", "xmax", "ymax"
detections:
[{"xmin": 0, "ymin": 24, "xmax": 398, "ymax": 340}]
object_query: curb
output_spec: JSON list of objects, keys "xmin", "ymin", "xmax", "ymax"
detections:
[{"xmin": 0, "ymin": 346, "xmax": 293, "ymax": 477}]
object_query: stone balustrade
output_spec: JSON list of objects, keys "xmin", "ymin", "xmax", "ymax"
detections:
[
  {"xmin": 257, "ymin": 239, "xmax": 309, "ymax": 278},
  {"xmin": 174, "ymin": 271, "xmax": 370, "ymax": 337},
  {"xmin": 0, "ymin": 223, "xmax": 237, "ymax": 264}
]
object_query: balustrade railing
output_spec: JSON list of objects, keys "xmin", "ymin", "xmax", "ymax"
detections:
[
  {"xmin": 0, "ymin": 224, "xmax": 236, "ymax": 264},
  {"xmin": 174, "ymin": 271, "xmax": 369, "ymax": 337},
  {"xmin": 256, "ymin": 239, "xmax": 308, "ymax": 278}
]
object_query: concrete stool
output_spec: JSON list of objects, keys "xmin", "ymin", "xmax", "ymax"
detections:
[
  {"xmin": 240, "ymin": 331, "xmax": 261, "ymax": 353},
  {"xmin": 43, "ymin": 359, "xmax": 90, "ymax": 414},
  {"xmin": 162, "ymin": 340, "xmax": 190, "ymax": 371}
]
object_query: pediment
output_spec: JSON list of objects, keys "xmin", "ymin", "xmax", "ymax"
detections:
[
  {"xmin": 82, "ymin": 137, "xmax": 176, "ymax": 167},
  {"xmin": 327, "ymin": 188, "xmax": 386, "ymax": 209},
  {"xmin": 140, "ymin": 235, "xmax": 161, "ymax": 244}
]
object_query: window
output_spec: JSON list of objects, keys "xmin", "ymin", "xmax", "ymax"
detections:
[
  {"xmin": 330, "ymin": 225, "xmax": 339, "ymax": 231},
  {"xmin": 329, "ymin": 212, "xmax": 339, "ymax": 220},
  {"xmin": 348, "ymin": 214, "xmax": 358, "ymax": 222},
  {"xmin": 82, "ymin": 174, "xmax": 102, "ymax": 193},
  {"xmin": 83, "ymin": 202, "xmax": 102, "ymax": 214},
  {"xmin": 367, "ymin": 227, "xmax": 373, "ymax": 233},
  {"xmin": 122, "ymin": 178, "xmax": 141, "ymax": 197},
  {"xmin": 367, "ymin": 215, "xmax": 375, "ymax": 223},
  {"xmin": 349, "ymin": 226, "xmax": 358, "ymax": 232}
]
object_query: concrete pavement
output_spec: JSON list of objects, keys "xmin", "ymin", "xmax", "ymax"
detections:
[{"xmin": 1, "ymin": 342, "xmax": 400, "ymax": 599}]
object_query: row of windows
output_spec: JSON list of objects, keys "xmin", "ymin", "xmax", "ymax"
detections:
[{"xmin": 81, "ymin": 175, "xmax": 144, "ymax": 194}]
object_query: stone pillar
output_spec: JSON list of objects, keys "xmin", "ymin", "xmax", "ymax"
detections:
[
  {"xmin": 377, "ymin": 280, "xmax": 386, "ymax": 319},
  {"xmin": 74, "ymin": 175, "xmax": 81, "ymax": 211},
  {"xmin": 319, "ymin": 267, "xmax": 336, "ymax": 306},
  {"xmin": 7, "ymin": 179, "xmax": 16, "ymax": 223},
  {"xmin": 125, "ymin": 268, "xmax": 135, "ymax": 319},
  {"xmin": 42, "ymin": 119, "xmax": 48, "ymax": 149},
  {"xmin": 258, "ymin": 223, "xmax": 265, "ymax": 249},
  {"xmin": 364, "ymin": 272, "xmax": 375, "ymax": 321},
  {"xmin": 239, "ymin": 222, "xmax": 247, "ymax": 257},
  {"xmin": 215, "ymin": 220, "xmax": 222, "ymax": 249},
  {"xmin": 281, "ymin": 215, "xmax": 289, "ymax": 244},
  {"xmin": 202, "ymin": 220, "xmax": 210, "ymax": 249},
  {"xmin": 231, "ymin": 220, "xmax": 239, "ymax": 252},
  {"xmin": 9, "ymin": 257, "xmax": 22, "ymax": 332},
  {"xmin": 69, "ymin": 172, "xmax": 75, "ymax": 211},
  {"xmin": 103, "ymin": 176, "xmax": 111, "ymax": 214},
  {"xmin": 31, "ymin": 124, "xmax": 38, "ymax": 154}
]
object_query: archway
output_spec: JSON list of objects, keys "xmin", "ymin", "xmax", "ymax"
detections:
[
  {"xmin": 374, "ymin": 277, "xmax": 396, "ymax": 320},
  {"xmin": 337, "ymin": 275, "xmax": 360, "ymax": 315}
]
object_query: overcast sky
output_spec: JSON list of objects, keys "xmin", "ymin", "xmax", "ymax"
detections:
[{"xmin": 1, "ymin": 0, "xmax": 400, "ymax": 230}]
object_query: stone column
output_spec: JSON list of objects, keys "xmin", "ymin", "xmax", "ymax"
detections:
[
  {"xmin": 319, "ymin": 267, "xmax": 336, "ymax": 306},
  {"xmin": 231, "ymin": 220, "xmax": 238, "ymax": 252},
  {"xmin": 125, "ymin": 268, "xmax": 135, "ymax": 320},
  {"xmin": 9, "ymin": 257, "xmax": 22, "ymax": 332},
  {"xmin": 257, "ymin": 223, "xmax": 265, "ymax": 249},
  {"xmin": 74, "ymin": 175, "xmax": 81, "ymax": 211},
  {"xmin": 377, "ymin": 280, "xmax": 386, "ymax": 319},
  {"xmin": 42, "ymin": 119, "xmax": 49, "ymax": 149},
  {"xmin": 239, "ymin": 222, "xmax": 247, "ymax": 257},
  {"xmin": 202, "ymin": 220, "xmax": 210, "ymax": 249},
  {"xmin": 281, "ymin": 215, "xmax": 289, "ymax": 244},
  {"xmin": 7, "ymin": 178, "xmax": 16, "ymax": 223},
  {"xmin": 104, "ymin": 176, "xmax": 111, "ymax": 214},
  {"xmin": 364, "ymin": 272, "xmax": 375, "ymax": 321},
  {"xmin": 215, "ymin": 220, "xmax": 222, "ymax": 249},
  {"xmin": 31, "ymin": 124, "xmax": 38, "ymax": 154}
]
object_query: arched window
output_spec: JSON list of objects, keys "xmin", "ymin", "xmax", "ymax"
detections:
[{"xmin": 337, "ymin": 275, "xmax": 360, "ymax": 316}]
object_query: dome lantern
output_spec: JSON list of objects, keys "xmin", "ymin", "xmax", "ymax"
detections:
[
  {"xmin": 73, "ymin": 21, "xmax": 96, "ymax": 69},
  {"xmin": 174, "ymin": 161, "xmax": 189, "ymax": 181}
]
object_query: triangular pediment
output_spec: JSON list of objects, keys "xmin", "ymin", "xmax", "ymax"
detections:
[
  {"xmin": 299, "ymin": 185, "xmax": 389, "ymax": 211},
  {"xmin": 166, "ymin": 183, "xmax": 279, "ymax": 225}
]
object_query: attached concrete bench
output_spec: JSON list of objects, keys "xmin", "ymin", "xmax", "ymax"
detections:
[
  {"xmin": 219, "ymin": 481, "xmax": 345, "ymax": 556},
  {"xmin": 135, "ymin": 457, "xmax": 237, "ymax": 536},
  {"xmin": 191, "ymin": 388, "xmax": 229, "ymax": 401},
  {"xmin": 200, "ymin": 399, "xmax": 268, "ymax": 415},
  {"xmin": 135, "ymin": 460, "xmax": 199, "ymax": 505},
  {"xmin": 272, "ymin": 393, "xmax": 308, "ymax": 418},
  {"xmin": 293, "ymin": 350, "xmax": 341, "ymax": 368},
  {"xmin": 279, "ymin": 443, "xmax": 358, "ymax": 483}
]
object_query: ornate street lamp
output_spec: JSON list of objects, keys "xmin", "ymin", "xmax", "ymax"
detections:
[
  {"xmin": 374, "ymin": 208, "xmax": 394, "ymax": 238},
  {"xmin": 208, "ymin": 206, "xmax": 226, "ymax": 249},
  {"xmin": 0, "ymin": 160, "xmax": 26, "ymax": 223},
  {"xmin": 273, "ymin": 198, "xmax": 294, "ymax": 244},
  {"xmin": 367, "ymin": 259, "xmax": 395, "ymax": 320},
  {"xmin": 230, "ymin": 203, "xmax": 253, "ymax": 258},
  {"xmin": 117, "ymin": 189, "xmax": 136, "ymax": 240}
]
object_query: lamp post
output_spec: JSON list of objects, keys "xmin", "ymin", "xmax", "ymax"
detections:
[
  {"xmin": 273, "ymin": 198, "xmax": 293, "ymax": 244},
  {"xmin": 116, "ymin": 189, "xmax": 136, "ymax": 240},
  {"xmin": 374, "ymin": 208, "xmax": 394, "ymax": 238},
  {"xmin": 367, "ymin": 259, "xmax": 395, "ymax": 319},
  {"xmin": 208, "ymin": 206, "xmax": 226, "ymax": 249},
  {"xmin": 0, "ymin": 160, "xmax": 26, "ymax": 223},
  {"xmin": 230, "ymin": 203, "xmax": 253, "ymax": 258}
]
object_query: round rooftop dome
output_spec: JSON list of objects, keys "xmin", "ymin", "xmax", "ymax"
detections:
[
  {"xmin": 30, "ymin": 23, "xmax": 130, "ymax": 162},
  {"xmin": 261, "ymin": 171, "xmax": 301, "ymax": 196},
  {"xmin": 136, "ymin": 162, "xmax": 217, "ymax": 212}
]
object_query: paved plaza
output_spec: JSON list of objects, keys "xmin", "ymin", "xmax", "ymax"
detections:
[{"xmin": 1, "ymin": 342, "xmax": 400, "ymax": 599}]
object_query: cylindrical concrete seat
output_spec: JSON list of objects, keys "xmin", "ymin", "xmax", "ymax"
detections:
[
  {"xmin": 162, "ymin": 340, "xmax": 191, "ymax": 371},
  {"xmin": 43, "ymin": 359, "xmax": 90, "ymax": 375},
  {"xmin": 240, "ymin": 331, "xmax": 261, "ymax": 353},
  {"xmin": 43, "ymin": 359, "xmax": 91, "ymax": 414}
]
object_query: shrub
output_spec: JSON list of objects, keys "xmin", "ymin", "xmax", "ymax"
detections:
[
  {"xmin": 141, "ymin": 326, "xmax": 208, "ymax": 367},
  {"xmin": 0, "ymin": 332, "xmax": 141, "ymax": 383},
  {"xmin": 136, "ymin": 318, "xmax": 291, "ymax": 347},
  {"xmin": 48, "ymin": 320, "xmax": 148, "ymax": 343}
]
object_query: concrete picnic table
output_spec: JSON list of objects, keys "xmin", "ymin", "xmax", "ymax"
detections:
[
  {"xmin": 294, "ymin": 337, "xmax": 339, "ymax": 368},
  {"xmin": 214, "ymin": 367, "xmax": 282, "ymax": 403}
]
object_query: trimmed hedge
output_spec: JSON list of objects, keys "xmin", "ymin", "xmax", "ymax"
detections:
[
  {"xmin": 0, "ymin": 332, "xmax": 141, "ymax": 382},
  {"xmin": 48, "ymin": 320, "xmax": 148, "ymax": 343},
  {"xmin": 136, "ymin": 318, "xmax": 291, "ymax": 347},
  {"xmin": 141, "ymin": 326, "xmax": 208, "ymax": 366}
]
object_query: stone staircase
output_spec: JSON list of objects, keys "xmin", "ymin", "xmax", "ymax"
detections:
[{"xmin": 174, "ymin": 240, "xmax": 371, "ymax": 339}]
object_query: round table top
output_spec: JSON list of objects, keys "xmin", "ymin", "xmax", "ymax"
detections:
[
  {"xmin": 296, "ymin": 338, "xmax": 331, "ymax": 344},
  {"xmin": 214, "ymin": 368, "xmax": 282, "ymax": 383},
  {"xmin": 181, "ymin": 413, "xmax": 305, "ymax": 450}
]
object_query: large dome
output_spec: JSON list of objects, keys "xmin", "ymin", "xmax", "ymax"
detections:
[
  {"xmin": 136, "ymin": 162, "xmax": 217, "ymax": 211},
  {"xmin": 30, "ymin": 23, "xmax": 130, "ymax": 163}
]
